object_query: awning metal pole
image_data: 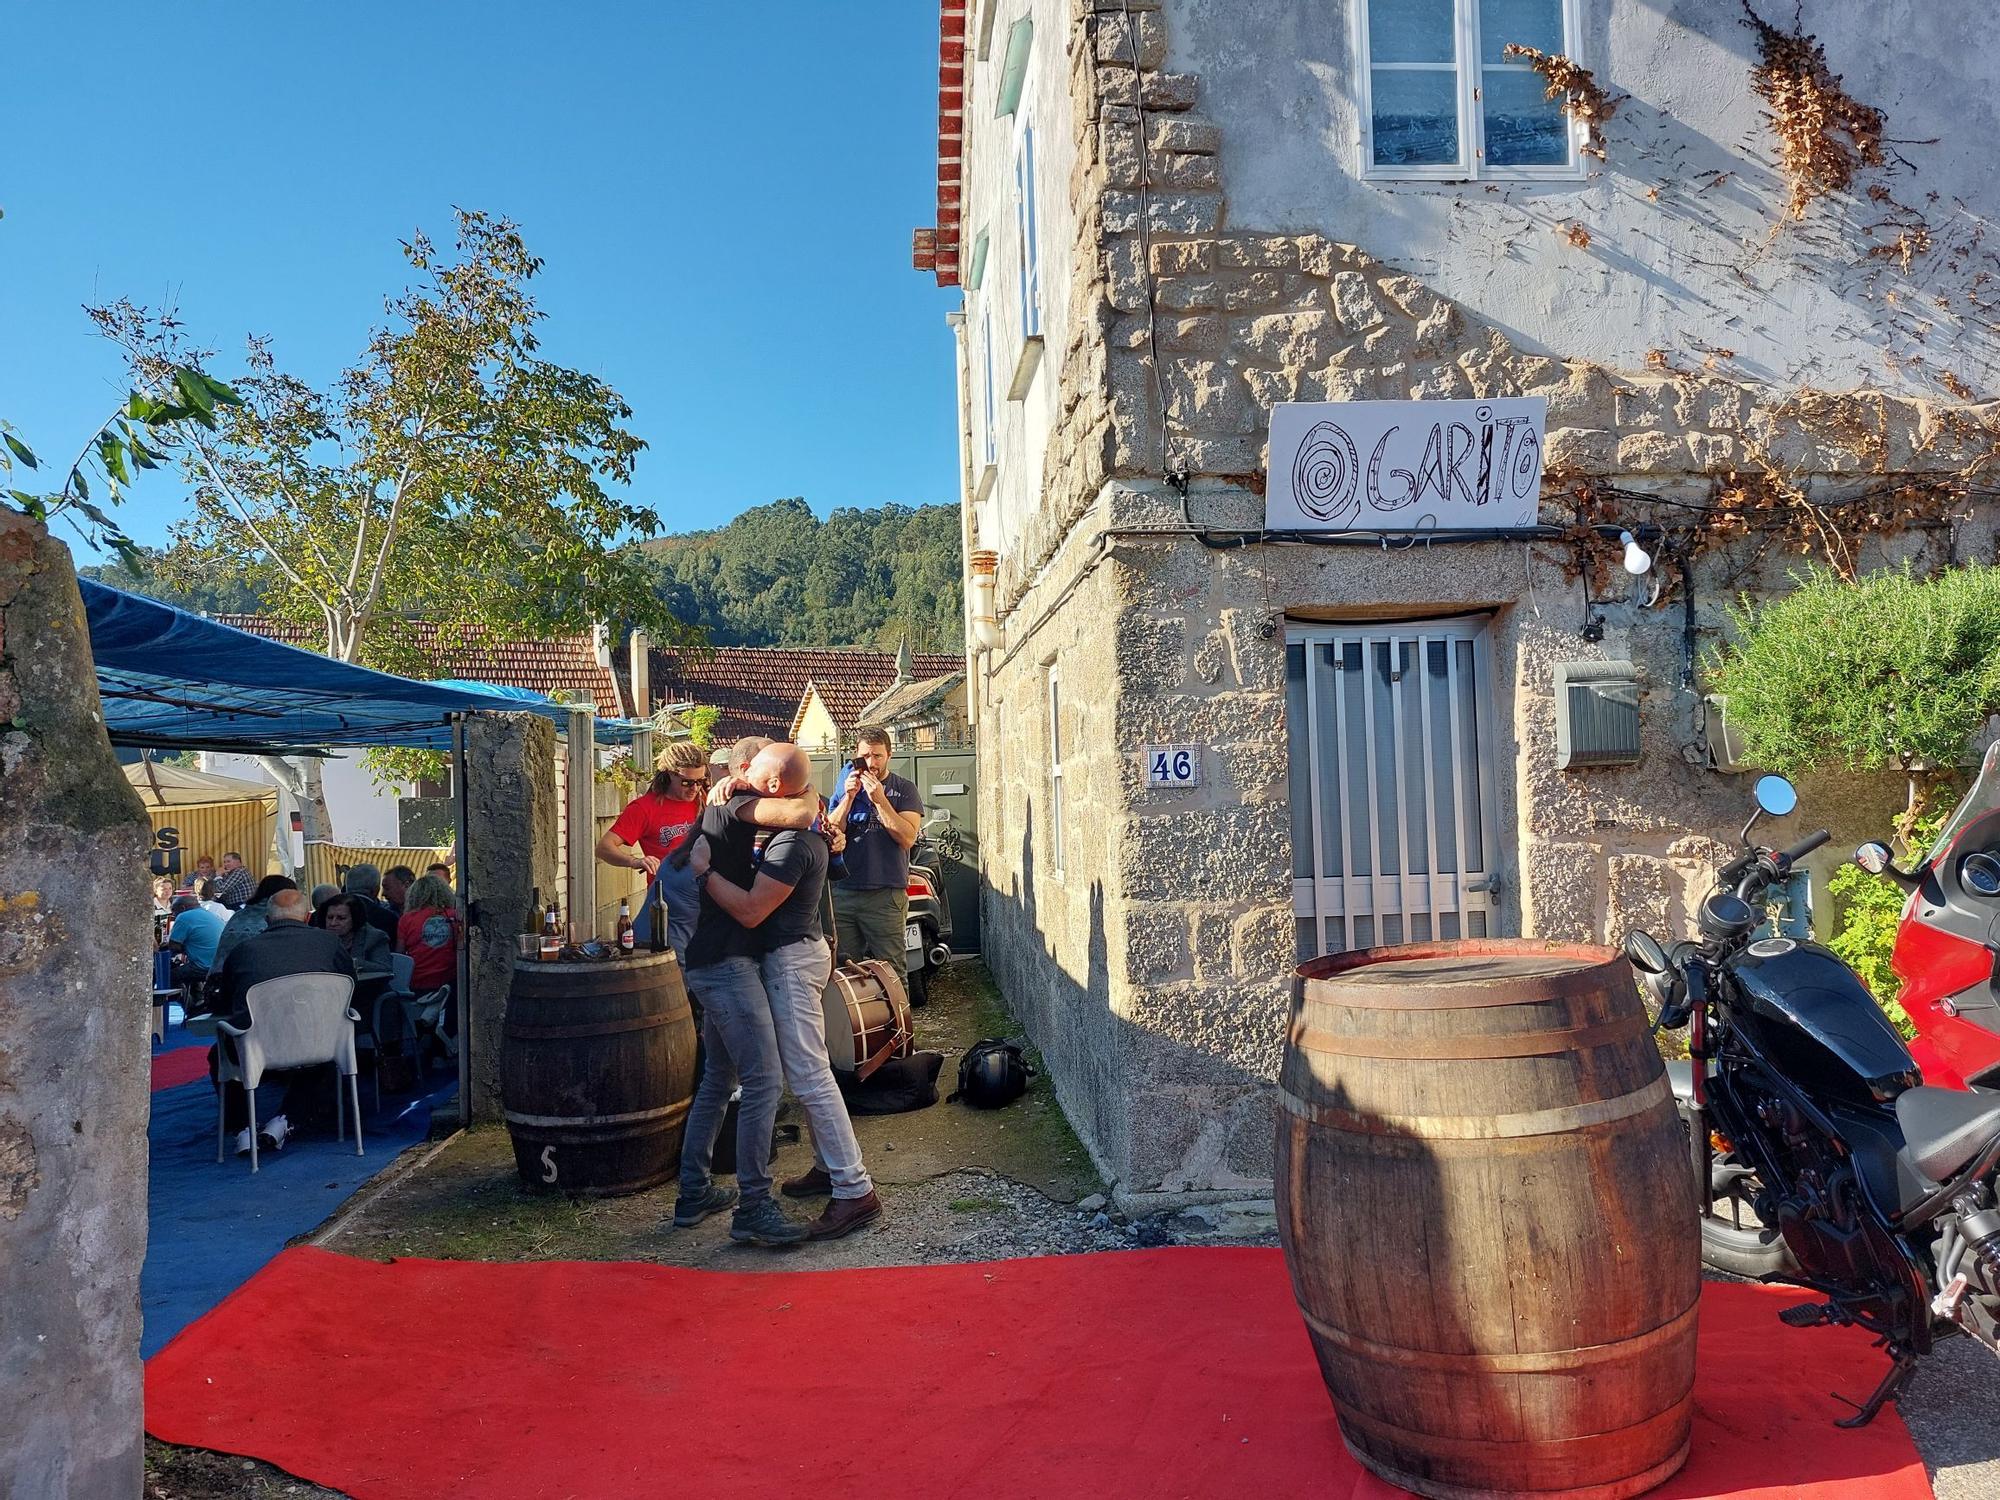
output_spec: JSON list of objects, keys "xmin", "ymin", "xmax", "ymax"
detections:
[{"xmin": 450, "ymin": 713, "xmax": 471, "ymax": 1111}]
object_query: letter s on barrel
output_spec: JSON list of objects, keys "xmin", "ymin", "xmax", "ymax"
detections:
[{"xmin": 540, "ymin": 1145, "xmax": 558, "ymax": 1184}]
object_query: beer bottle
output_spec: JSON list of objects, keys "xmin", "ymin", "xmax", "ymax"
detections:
[
  {"xmin": 616, "ymin": 898, "xmax": 635, "ymax": 954},
  {"xmin": 541, "ymin": 900, "xmax": 562, "ymax": 962},
  {"xmin": 648, "ymin": 882, "xmax": 669, "ymax": 954},
  {"xmin": 525, "ymin": 886, "xmax": 543, "ymax": 936}
]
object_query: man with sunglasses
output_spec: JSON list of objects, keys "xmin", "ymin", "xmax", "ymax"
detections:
[{"xmin": 597, "ymin": 740, "xmax": 713, "ymax": 961}]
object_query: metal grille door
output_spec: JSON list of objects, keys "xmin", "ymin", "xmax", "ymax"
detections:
[{"xmin": 1285, "ymin": 619, "xmax": 1503, "ymax": 958}]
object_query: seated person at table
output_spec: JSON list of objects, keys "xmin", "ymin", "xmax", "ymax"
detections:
[
  {"xmin": 316, "ymin": 892, "xmax": 414, "ymax": 1091},
  {"xmin": 341, "ymin": 863, "xmax": 400, "ymax": 941},
  {"xmin": 208, "ymin": 888, "xmax": 356, "ymax": 1154},
  {"xmin": 166, "ymin": 893, "xmax": 225, "ymax": 989},
  {"xmin": 397, "ymin": 873, "xmax": 462, "ymax": 1057},
  {"xmin": 382, "ymin": 865, "xmax": 416, "ymax": 917},
  {"xmin": 195, "ymin": 879, "xmax": 233, "ymax": 920},
  {"xmin": 209, "ymin": 875, "xmax": 300, "ymax": 982}
]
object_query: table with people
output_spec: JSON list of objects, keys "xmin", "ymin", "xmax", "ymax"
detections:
[{"xmin": 152, "ymin": 854, "xmax": 464, "ymax": 1158}]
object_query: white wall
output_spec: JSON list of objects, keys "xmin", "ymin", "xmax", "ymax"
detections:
[
  {"xmin": 965, "ymin": 0, "xmax": 1081, "ymax": 566},
  {"xmin": 205, "ymin": 751, "xmax": 407, "ymax": 848},
  {"xmin": 1169, "ymin": 0, "xmax": 2000, "ymax": 390}
]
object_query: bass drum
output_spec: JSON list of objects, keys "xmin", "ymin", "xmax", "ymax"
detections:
[{"xmin": 821, "ymin": 959, "xmax": 913, "ymax": 1081}]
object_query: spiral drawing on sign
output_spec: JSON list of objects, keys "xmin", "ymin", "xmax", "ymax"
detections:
[{"xmin": 1291, "ymin": 421, "xmax": 1361, "ymax": 525}]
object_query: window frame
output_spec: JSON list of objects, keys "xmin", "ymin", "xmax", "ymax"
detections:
[
  {"xmin": 1013, "ymin": 116, "xmax": 1043, "ymax": 343},
  {"xmin": 1046, "ymin": 664, "xmax": 1065, "ymax": 879},
  {"xmin": 979, "ymin": 304, "xmax": 999, "ymax": 479},
  {"xmin": 1352, "ymin": 0, "xmax": 1587, "ymax": 183}
]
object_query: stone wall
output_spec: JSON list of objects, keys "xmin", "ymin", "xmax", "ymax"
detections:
[
  {"xmin": 0, "ymin": 513, "xmax": 151, "ymax": 1497},
  {"xmin": 462, "ymin": 711, "xmax": 559, "ymax": 1125},
  {"xmin": 965, "ymin": 1, "xmax": 2000, "ymax": 1200}
]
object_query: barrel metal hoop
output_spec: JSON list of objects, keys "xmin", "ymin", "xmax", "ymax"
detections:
[
  {"xmin": 1296, "ymin": 1301, "xmax": 1698, "ymax": 1373},
  {"xmin": 1278, "ymin": 1074, "xmax": 1672, "ymax": 1139},
  {"xmin": 505, "ymin": 1014, "xmax": 677, "ymax": 1041},
  {"xmin": 1339, "ymin": 1430, "xmax": 1691, "ymax": 1500},
  {"xmin": 1290, "ymin": 1012, "xmax": 1649, "ymax": 1060},
  {"xmin": 1332, "ymin": 1390, "xmax": 1694, "ymax": 1459},
  {"xmin": 501, "ymin": 1099, "xmax": 691, "ymax": 1130}
]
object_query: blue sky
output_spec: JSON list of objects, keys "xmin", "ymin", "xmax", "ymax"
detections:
[{"xmin": 0, "ymin": 3, "xmax": 959, "ymax": 559}]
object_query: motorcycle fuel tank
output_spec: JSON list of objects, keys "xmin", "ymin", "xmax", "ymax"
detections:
[{"xmin": 1728, "ymin": 938, "xmax": 1922, "ymax": 1107}]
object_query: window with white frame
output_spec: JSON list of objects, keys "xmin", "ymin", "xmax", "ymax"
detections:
[
  {"xmin": 1046, "ymin": 666, "xmax": 1064, "ymax": 877},
  {"xmin": 980, "ymin": 307, "xmax": 998, "ymax": 470},
  {"xmin": 1355, "ymin": 0, "xmax": 1579, "ymax": 179},
  {"xmin": 1014, "ymin": 121, "xmax": 1042, "ymax": 341}
]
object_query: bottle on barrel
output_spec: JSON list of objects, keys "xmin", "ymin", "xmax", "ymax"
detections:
[
  {"xmin": 525, "ymin": 886, "xmax": 543, "ymax": 937},
  {"xmin": 616, "ymin": 898, "xmax": 635, "ymax": 954},
  {"xmin": 647, "ymin": 881, "xmax": 668, "ymax": 954},
  {"xmin": 541, "ymin": 899, "xmax": 562, "ymax": 962}
]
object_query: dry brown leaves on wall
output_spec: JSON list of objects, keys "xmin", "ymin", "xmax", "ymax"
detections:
[
  {"xmin": 1556, "ymin": 222, "xmax": 1592, "ymax": 249},
  {"xmin": 1502, "ymin": 45, "xmax": 1621, "ymax": 160},
  {"xmin": 1740, "ymin": 2, "xmax": 1884, "ymax": 220}
]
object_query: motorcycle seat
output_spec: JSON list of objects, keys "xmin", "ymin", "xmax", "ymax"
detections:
[{"xmin": 1894, "ymin": 1086, "xmax": 2000, "ymax": 1183}]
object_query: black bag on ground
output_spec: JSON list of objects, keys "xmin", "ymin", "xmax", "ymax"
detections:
[
  {"xmin": 838, "ymin": 1050, "xmax": 945, "ymax": 1115},
  {"xmin": 948, "ymin": 1038, "xmax": 1032, "ymax": 1109}
]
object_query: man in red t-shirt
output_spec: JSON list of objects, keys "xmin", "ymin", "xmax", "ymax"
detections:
[{"xmin": 597, "ymin": 741, "xmax": 712, "ymax": 959}]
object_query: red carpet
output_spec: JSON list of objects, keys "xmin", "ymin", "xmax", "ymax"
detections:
[
  {"xmin": 145, "ymin": 1246, "xmax": 1933, "ymax": 1500},
  {"xmin": 151, "ymin": 1045, "xmax": 210, "ymax": 1093}
]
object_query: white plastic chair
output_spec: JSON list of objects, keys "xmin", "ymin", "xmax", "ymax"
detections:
[{"xmin": 214, "ymin": 972, "xmax": 362, "ymax": 1172}]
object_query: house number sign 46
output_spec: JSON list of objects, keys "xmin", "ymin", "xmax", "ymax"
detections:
[{"xmin": 1145, "ymin": 746, "xmax": 1200, "ymax": 787}]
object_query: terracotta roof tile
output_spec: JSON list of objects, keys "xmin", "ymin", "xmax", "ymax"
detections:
[
  {"xmin": 859, "ymin": 670, "xmax": 965, "ymax": 727},
  {"xmin": 214, "ymin": 616, "xmax": 623, "ymax": 710},
  {"xmin": 648, "ymin": 646, "xmax": 961, "ymax": 744}
]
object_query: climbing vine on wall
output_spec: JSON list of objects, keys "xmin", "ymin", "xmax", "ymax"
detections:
[
  {"xmin": 1740, "ymin": 2, "xmax": 1885, "ymax": 221},
  {"xmin": 1503, "ymin": 46, "xmax": 1621, "ymax": 160}
]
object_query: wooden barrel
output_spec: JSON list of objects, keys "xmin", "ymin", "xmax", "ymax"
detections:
[
  {"xmin": 1276, "ymin": 940, "xmax": 1699, "ymax": 1500},
  {"xmin": 501, "ymin": 951, "xmax": 697, "ymax": 1197}
]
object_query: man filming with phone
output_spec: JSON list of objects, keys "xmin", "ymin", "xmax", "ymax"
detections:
[{"xmin": 826, "ymin": 725, "xmax": 923, "ymax": 966}]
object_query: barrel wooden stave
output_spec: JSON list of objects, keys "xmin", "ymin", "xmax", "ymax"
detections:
[
  {"xmin": 1276, "ymin": 940, "xmax": 1699, "ymax": 1500},
  {"xmin": 501, "ymin": 951, "xmax": 698, "ymax": 1198}
]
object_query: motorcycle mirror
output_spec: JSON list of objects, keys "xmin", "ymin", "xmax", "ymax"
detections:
[
  {"xmin": 1623, "ymin": 930, "xmax": 1671, "ymax": 974},
  {"xmin": 1854, "ymin": 842, "xmax": 1893, "ymax": 875},
  {"xmin": 1753, "ymin": 775, "xmax": 1798, "ymax": 818}
]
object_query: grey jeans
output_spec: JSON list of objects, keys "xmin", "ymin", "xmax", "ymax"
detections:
[
  {"xmin": 762, "ymin": 936, "xmax": 873, "ymax": 1200},
  {"xmin": 678, "ymin": 956, "xmax": 784, "ymax": 1203}
]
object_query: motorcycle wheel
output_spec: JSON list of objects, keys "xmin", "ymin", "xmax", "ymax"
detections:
[
  {"xmin": 1681, "ymin": 1108, "xmax": 1794, "ymax": 1277},
  {"xmin": 906, "ymin": 964, "xmax": 929, "ymax": 1008}
]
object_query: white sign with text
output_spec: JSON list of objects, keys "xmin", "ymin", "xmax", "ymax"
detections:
[{"xmin": 1265, "ymin": 397, "xmax": 1547, "ymax": 533}]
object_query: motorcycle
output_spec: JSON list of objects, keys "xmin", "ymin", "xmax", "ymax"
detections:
[
  {"xmin": 1627, "ymin": 773, "xmax": 2000, "ymax": 1425},
  {"xmin": 903, "ymin": 825, "xmax": 955, "ymax": 1008},
  {"xmin": 1866, "ymin": 739, "xmax": 2000, "ymax": 1092}
]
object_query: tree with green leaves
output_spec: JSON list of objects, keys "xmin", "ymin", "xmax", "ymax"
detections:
[
  {"xmin": 2, "ymin": 370, "xmax": 234, "ymax": 569},
  {"xmin": 91, "ymin": 210, "xmax": 696, "ymax": 835}
]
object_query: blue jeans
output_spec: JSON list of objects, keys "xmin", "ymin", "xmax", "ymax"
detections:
[
  {"xmin": 762, "ymin": 936, "xmax": 872, "ymax": 1199},
  {"xmin": 678, "ymin": 956, "xmax": 784, "ymax": 1203},
  {"xmin": 634, "ymin": 861, "xmax": 700, "ymax": 965}
]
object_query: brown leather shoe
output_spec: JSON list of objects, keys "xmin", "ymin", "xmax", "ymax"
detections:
[
  {"xmin": 806, "ymin": 1190, "xmax": 883, "ymax": 1240},
  {"xmin": 781, "ymin": 1165, "xmax": 832, "ymax": 1199}
]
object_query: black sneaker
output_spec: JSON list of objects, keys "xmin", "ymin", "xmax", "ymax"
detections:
[
  {"xmin": 672, "ymin": 1183, "xmax": 739, "ymax": 1228},
  {"xmin": 729, "ymin": 1195, "xmax": 808, "ymax": 1247}
]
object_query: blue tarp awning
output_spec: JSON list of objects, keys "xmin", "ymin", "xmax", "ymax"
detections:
[{"xmin": 81, "ymin": 581, "xmax": 644, "ymax": 753}]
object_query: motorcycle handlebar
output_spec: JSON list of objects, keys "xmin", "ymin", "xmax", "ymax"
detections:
[{"xmin": 1778, "ymin": 829, "xmax": 1832, "ymax": 865}]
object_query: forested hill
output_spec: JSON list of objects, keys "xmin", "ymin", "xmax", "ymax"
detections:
[
  {"xmin": 645, "ymin": 498, "xmax": 963, "ymax": 651},
  {"xmin": 83, "ymin": 497, "xmax": 965, "ymax": 652}
]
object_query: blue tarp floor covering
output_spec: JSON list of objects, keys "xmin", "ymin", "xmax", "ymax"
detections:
[{"xmin": 145, "ymin": 1012, "xmax": 456, "ymax": 1358}]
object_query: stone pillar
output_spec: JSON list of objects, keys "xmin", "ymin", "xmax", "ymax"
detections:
[
  {"xmin": 461, "ymin": 711, "xmax": 558, "ymax": 1124},
  {"xmin": 0, "ymin": 513, "xmax": 151, "ymax": 1498}
]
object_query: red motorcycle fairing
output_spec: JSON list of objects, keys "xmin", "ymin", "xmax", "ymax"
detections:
[{"xmin": 1894, "ymin": 914, "xmax": 2000, "ymax": 1088}]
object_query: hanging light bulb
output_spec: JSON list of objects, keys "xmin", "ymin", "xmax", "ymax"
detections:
[{"xmin": 1620, "ymin": 530, "xmax": 1653, "ymax": 576}]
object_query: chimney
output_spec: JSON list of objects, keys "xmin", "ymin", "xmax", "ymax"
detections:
[
  {"xmin": 628, "ymin": 628, "xmax": 651, "ymax": 719},
  {"xmin": 591, "ymin": 620, "xmax": 613, "ymax": 670},
  {"xmin": 893, "ymin": 636, "xmax": 914, "ymax": 687}
]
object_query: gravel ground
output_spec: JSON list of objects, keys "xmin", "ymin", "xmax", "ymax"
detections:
[{"xmin": 152, "ymin": 959, "xmax": 1994, "ymax": 1499}]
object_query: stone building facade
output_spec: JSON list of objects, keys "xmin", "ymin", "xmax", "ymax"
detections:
[{"xmin": 915, "ymin": 0, "xmax": 2000, "ymax": 1202}]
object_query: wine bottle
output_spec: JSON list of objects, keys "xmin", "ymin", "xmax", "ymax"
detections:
[{"xmin": 648, "ymin": 882, "xmax": 668, "ymax": 954}]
